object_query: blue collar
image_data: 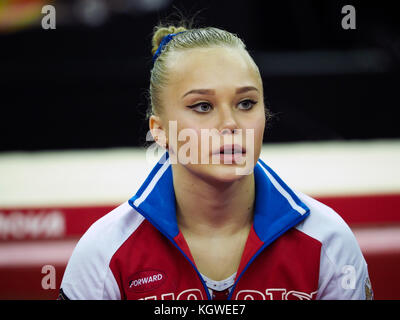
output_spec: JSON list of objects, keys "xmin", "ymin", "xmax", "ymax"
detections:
[{"xmin": 128, "ymin": 152, "xmax": 310, "ymax": 243}]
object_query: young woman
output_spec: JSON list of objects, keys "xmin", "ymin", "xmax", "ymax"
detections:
[{"xmin": 59, "ymin": 24, "xmax": 373, "ymax": 300}]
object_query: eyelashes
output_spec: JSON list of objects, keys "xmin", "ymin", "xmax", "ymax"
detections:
[
  {"xmin": 188, "ymin": 102, "xmax": 212, "ymax": 113},
  {"xmin": 187, "ymin": 99, "xmax": 258, "ymax": 113},
  {"xmin": 238, "ymin": 99, "xmax": 257, "ymax": 110}
]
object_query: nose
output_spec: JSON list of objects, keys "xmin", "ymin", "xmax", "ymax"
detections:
[{"xmin": 218, "ymin": 107, "xmax": 239, "ymax": 135}]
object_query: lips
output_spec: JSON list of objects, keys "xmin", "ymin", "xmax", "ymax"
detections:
[{"xmin": 214, "ymin": 144, "xmax": 246, "ymax": 155}]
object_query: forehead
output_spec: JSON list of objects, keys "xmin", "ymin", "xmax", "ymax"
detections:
[{"xmin": 166, "ymin": 46, "xmax": 261, "ymax": 90}]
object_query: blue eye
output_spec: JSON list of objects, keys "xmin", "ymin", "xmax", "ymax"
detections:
[
  {"xmin": 187, "ymin": 100, "xmax": 257, "ymax": 113},
  {"xmin": 238, "ymin": 99, "xmax": 257, "ymax": 110},
  {"xmin": 189, "ymin": 103, "xmax": 212, "ymax": 113}
]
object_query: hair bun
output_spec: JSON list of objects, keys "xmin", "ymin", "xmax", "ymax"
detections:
[{"xmin": 151, "ymin": 25, "xmax": 187, "ymax": 56}]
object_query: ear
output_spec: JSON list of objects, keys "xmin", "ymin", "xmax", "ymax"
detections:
[{"xmin": 149, "ymin": 115, "xmax": 168, "ymax": 149}]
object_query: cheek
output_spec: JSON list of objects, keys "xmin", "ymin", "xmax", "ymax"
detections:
[
  {"xmin": 254, "ymin": 116, "xmax": 266, "ymax": 143},
  {"xmin": 242, "ymin": 113, "xmax": 265, "ymax": 140},
  {"xmin": 240, "ymin": 115, "xmax": 265, "ymax": 162},
  {"xmin": 254, "ymin": 118, "xmax": 266, "ymax": 154},
  {"xmin": 168, "ymin": 121, "xmax": 203, "ymax": 158}
]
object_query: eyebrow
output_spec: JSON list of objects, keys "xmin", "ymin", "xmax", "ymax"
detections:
[{"xmin": 181, "ymin": 86, "xmax": 259, "ymax": 98}]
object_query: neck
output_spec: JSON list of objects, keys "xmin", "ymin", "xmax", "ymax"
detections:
[{"xmin": 172, "ymin": 165, "xmax": 255, "ymax": 237}]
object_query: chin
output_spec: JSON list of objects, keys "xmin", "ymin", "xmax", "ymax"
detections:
[{"xmin": 191, "ymin": 163, "xmax": 252, "ymax": 185}]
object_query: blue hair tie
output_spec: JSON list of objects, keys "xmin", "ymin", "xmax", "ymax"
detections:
[{"xmin": 152, "ymin": 31, "xmax": 186, "ymax": 63}]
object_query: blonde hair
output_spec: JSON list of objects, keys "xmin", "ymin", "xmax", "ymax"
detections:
[{"xmin": 148, "ymin": 24, "xmax": 253, "ymax": 119}]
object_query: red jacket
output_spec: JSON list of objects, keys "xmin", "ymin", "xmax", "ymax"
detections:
[{"xmin": 60, "ymin": 155, "xmax": 372, "ymax": 300}]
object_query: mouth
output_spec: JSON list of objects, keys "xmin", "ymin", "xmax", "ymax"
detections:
[{"xmin": 213, "ymin": 144, "xmax": 246, "ymax": 155}]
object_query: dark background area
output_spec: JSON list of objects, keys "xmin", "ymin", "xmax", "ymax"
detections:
[{"xmin": 1, "ymin": 0, "xmax": 399, "ymax": 151}]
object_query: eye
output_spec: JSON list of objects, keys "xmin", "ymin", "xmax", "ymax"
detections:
[
  {"xmin": 188, "ymin": 102, "xmax": 212, "ymax": 113},
  {"xmin": 238, "ymin": 99, "xmax": 257, "ymax": 110}
]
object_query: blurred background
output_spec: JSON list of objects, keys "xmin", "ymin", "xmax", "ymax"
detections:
[{"xmin": 0, "ymin": 0, "xmax": 399, "ymax": 299}]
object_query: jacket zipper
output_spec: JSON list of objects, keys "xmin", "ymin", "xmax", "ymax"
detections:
[{"xmin": 227, "ymin": 214, "xmax": 308, "ymax": 300}]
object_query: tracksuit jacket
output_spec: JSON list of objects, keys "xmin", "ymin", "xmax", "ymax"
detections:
[{"xmin": 60, "ymin": 154, "xmax": 372, "ymax": 300}]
